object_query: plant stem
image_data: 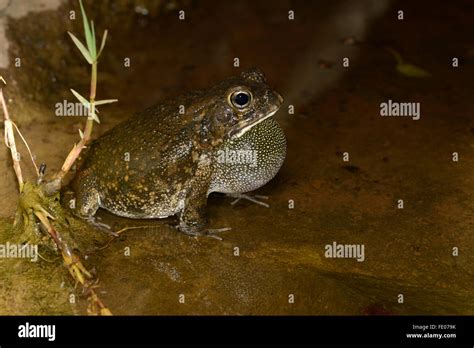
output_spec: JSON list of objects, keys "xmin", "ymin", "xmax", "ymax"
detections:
[
  {"xmin": 84, "ymin": 61, "xmax": 97, "ymax": 140},
  {"xmin": 35, "ymin": 208, "xmax": 112, "ymax": 315},
  {"xmin": 54, "ymin": 61, "xmax": 97, "ymax": 187},
  {"xmin": 0, "ymin": 87, "xmax": 24, "ymax": 191}
]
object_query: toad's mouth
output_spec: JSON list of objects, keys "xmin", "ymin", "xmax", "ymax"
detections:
[{"xmin": 228, "ymin": 108, "xmax": 279, "ymax": 139}]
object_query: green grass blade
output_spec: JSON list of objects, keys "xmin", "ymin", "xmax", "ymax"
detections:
[
  {"xmin": 79, "ymin": 0, "xmax": 93, "ymax": 54},
  {"xmin": 90, "ymin": 20, "xmax": 97, "ymax": 59},
  {"xmin": 70, "ymin": 88, "xmax": 90, "ymax": 109},
  {"xmin": 94, "ymin": 99, "xmax": 118, "ymax": 105},
  {"xmin": 68, "ymin": 32, "xmax": 93, "ymax": 64},
  {"xmin": 97, "ymin": 29, "xmax": 108, "ymax": 58},
  {"xmin": 89, "ymin": 109, "xmax": 101, "ymax": 124}
]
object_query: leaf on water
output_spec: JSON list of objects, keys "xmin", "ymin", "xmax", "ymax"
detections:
[
  {"xmin": 70, "ymin": 89, "xmax": 90, "ymax": 108},
  {"xmin": 94, "ymin": 99, "xmax": 118, "ymax": 105},
  {"xmin": 67, "ymin": 32, "xmax": 93, "ymax": 64},
  {"xmin": 385, "ymin": 47, "xmax": 403, "ymax": 65},
  {"xmin": 386, "ymin": 47, "xmax": 431, "ymax": 78},
  {"xmin": 396, "ymin": 63, "xmax": 431, "ymax": 78}
]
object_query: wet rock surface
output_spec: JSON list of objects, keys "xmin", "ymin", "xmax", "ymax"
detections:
[{"xmin": 0, "ymin": 0, "xmax": 473, "ymax": 314}]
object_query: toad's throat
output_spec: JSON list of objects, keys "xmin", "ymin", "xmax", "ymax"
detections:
[{"xmin": 229, "ymin": 109, "xmax": 279, "ymax": 139}]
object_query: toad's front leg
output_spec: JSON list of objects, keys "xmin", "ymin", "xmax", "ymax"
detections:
[
  {"xmin": 177, "ymin": 161, "xmax": 230, "ymax": 240},
  {"xmin": 178, "ymin": 192, "xmax": 231, "ymax": 240}
]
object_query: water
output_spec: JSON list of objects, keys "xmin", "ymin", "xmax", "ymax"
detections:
[{"xmin": 0, "ymin": 0, "xmax": 473, "ymax": 315}]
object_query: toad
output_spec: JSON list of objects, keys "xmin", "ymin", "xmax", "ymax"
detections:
[{"xmin": 72, "ymin": 68, "xmax": 286, "ymax": 237}]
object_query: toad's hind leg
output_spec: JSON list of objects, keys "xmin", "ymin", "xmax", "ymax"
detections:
[
  {"xmin": 73, "ymin": 182, "xmax": 119, "ymax": 236},
  {"xmin": 72, "ymin": 172, "xmax": 101, "ymax": 219},
  {"xmin": 76, "ymin": 188, "xmax": 101, "ymax": 217}
]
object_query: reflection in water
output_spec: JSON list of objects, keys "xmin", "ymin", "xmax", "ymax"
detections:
[{"xmin": 284, "ymin": 0, "xmax": 390, "ymax": 109}]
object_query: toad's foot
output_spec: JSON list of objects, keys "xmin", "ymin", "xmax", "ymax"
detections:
[
  {"xmin": 188, "ymin": 227, "xmax": 232, "ymax": 241},
  {"xmin": 227, "ymin": 193, "xmax": 270, "ymax": 208},
  {"xmin": 176, "ymin": 225, "xmax": 231, "ymax": 241},
  {"xmin": 86, "ymin": 216, "xmax": 118, "ymax": 237}
]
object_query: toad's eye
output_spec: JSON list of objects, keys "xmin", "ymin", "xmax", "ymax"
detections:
[{"xmin": 230, "ymin": 91, "xmax": 252, "ymax": 109}]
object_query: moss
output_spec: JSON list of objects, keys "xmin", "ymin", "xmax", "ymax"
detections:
[
  {"xmin": 0, "ymin": 218, "xmax": 74, "ymax": 315},
  {"xmin": 0, "ymin": 181, "xmax": 110, "ymax": 314}
]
